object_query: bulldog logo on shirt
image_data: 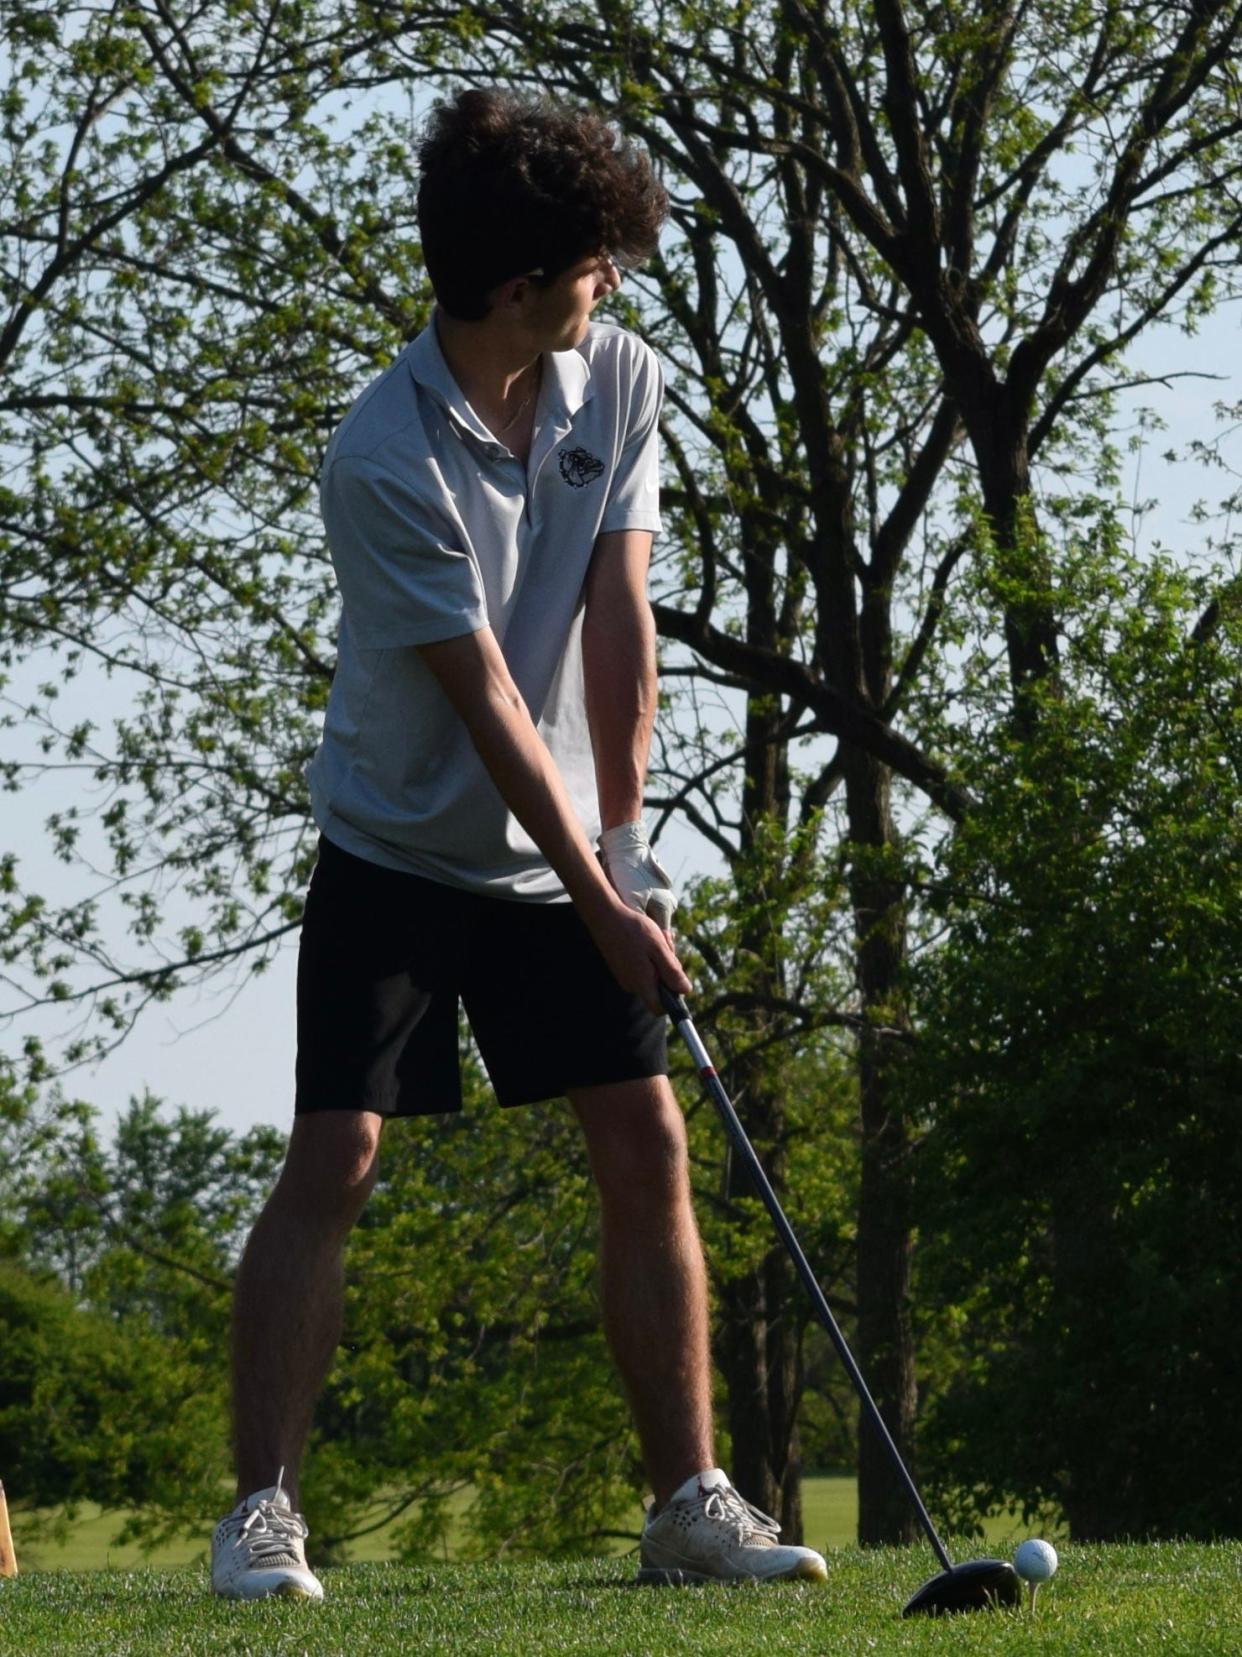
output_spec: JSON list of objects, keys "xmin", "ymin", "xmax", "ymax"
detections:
[{"xmin": 559, "ymin": 447, "xmax": 606, "ymax": 488}]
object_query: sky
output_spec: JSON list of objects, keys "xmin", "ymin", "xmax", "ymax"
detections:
[{"xmin": 4, "ymin": 300, "xmax": 1238, "ymax": 1143}]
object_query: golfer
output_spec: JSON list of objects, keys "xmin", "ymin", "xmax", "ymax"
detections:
[{"xmin": 210, "ymin": 88, "xmax": 827, "ymax": 1599}]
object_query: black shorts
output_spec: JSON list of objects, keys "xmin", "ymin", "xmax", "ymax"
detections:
[{"xmin": 295, "ymin": 835, "xmax": 667, "ymax": 1115}]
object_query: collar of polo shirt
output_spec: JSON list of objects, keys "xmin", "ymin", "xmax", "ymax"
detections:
[{"xmin": 406, "ymin": 311, "xmax": 593, "ymax": 449}]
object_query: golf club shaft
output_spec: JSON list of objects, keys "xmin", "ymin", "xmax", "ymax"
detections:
[{"xmin": 661, "ymin": 985, "xmax": 954, "ymax": 1576}]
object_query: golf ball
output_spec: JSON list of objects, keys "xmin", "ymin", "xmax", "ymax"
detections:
[{"xmin": 1013, "ymin": 1539, "xmax": 1058, "ymax": 1582}]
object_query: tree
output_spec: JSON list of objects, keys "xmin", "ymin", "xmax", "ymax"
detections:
[
  {"xmin": 908, "ymin": 538, "xmax": 1242, "ymax": 1539},
  {"xmin": 430, "ymin": 0, "xmax": 1242, "ymax": 1539},
  {"xmin": 669, "ymin": 849, "xmax": 861, "ymax": 1540},
  {"xmin": 0, "ymin": 1075, "xmax": 287, "ymax": 1546},
  {"xmin": 0, "ymin": 1255, "xmax": 225, "ymax": 1529},
  {"xmin": 0, "ymin": 1039, "xmax": 850, "ymax": 1558},
  {"xmin": 5, "ymin": 1, "xmax": 1242, "ymax": 1541},
  {"xmin": 0, "ymin": 1072, "xmax": 635, "ymax": 1556},
  {"xmin": 315, "ymin": 1065, "xmax": 639, "ymax": 1561}
]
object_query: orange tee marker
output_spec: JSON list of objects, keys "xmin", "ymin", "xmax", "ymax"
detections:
[{"xmin": 0, "ymin": 1479, "xmax": 17, "ymax": 1577}]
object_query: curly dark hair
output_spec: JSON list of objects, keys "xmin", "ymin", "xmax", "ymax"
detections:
[{"xmin": 417, "ymin": 88, "xmax": 668, "ymax": 321}]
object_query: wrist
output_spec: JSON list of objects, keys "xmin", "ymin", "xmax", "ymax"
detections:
[
  {"xmin": 577, "ymin": 881, "xmax": 630, "ymax": 935},
  {"xmin": 598, "ymin": 819, "xmax": 649, "ymax": 852},
  {"xmin": 565, "ymin": 853, "xmax": 627, "ymax": 924}
]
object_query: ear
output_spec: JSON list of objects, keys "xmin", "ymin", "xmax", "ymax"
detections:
[{"xmin": 493, "ymin": 273, "xmax": 536, "ymax": 312}]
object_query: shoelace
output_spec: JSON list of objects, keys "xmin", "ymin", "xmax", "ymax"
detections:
[
  {"xmin": 699, "ymin": 1484, "xmax": 781, "ymax": 1544},
  {"xmin": 230, "ymin": 1466, "xmax": 309, "ymax": 1562}
]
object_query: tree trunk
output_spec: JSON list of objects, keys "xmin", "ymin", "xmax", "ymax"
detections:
[
  {"xmin": 845, "ymin": 749, "xmax": 918, "ymax": 1546},
  {"xmin": 716, "ymin": 1196, "xmax": 805, "ymax": 1540},
  {"xmin": 710, "ymin": 633, "xmax": 805, "ymax": 1541},
  {"xmin": 969, "ymin": 398, "xmax": 1061, "ymax": 711}
]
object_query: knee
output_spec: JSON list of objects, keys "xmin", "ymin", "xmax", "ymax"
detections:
[
  {"xmin": 275, "ymin": 1112, "xmax": 383, "ymax": 1229},
  {"xmin": 585, "ymin": 1092, "xmax": 690, "ymax": 1211}
]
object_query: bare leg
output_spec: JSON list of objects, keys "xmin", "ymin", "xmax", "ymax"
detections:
[
  {"xmin": 570, "ymin": 1075, "xmax": 715, "ymax": 1508},
  {"xmin": 230, "ymin": 1111, "xmax": 383, "ymax": 1510}
]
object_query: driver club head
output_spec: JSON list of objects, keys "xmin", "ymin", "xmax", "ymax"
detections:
[{"xmin": 902, "ymin": 1557, "xmax": 1023, "ymax": 1617}]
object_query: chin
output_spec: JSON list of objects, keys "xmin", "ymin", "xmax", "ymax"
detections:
[{"xmin": 552, "ymin": 317, "xmax": 591, "ymax": 352}]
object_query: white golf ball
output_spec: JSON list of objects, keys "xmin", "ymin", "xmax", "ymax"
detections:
[{"xmin": 1013, "ymin": 1539, "xmax": 1058, "ymax": 1582}]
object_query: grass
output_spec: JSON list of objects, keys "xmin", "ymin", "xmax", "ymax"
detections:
[
  {"xmin": 12, "ymin": 1478, "xmax": 1039, "ymax": 1573},
  {"xmin": 0, "ymin": 1543, "xmax": 1238, "ymax": 1654}
]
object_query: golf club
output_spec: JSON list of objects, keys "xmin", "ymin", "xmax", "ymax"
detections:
[{"xmin": 659, "ymin": 984, "xmax": 1021, "ymax": 1617}]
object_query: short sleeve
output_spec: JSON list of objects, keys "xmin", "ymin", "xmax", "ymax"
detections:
[
  {"xmin": 599, "ymin": 342, "xmax": 663, "ymax": 537},
  {"xmin": 320, "ymin": 455, "xmax": 487, "ymax": 650}
]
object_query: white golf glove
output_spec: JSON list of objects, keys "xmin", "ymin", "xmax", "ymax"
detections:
[{"xmin": 598, "ymin": 820, "xmax": 677, "ymax": 933}]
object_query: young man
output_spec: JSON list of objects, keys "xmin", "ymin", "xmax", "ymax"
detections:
[{"xmin": 210, "ymin": 88, "xmax": 827, "ymax": 1599}]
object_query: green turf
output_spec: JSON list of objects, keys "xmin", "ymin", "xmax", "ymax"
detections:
[{"xmin": 0, "ymin": 1545, "xmax": 1237, "ymax": 1654}]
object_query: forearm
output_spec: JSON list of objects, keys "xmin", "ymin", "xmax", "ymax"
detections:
[
  {"xmin": 582, "ymin": 585, "xmax": 658, "ymax": 831},
  {"xmin": 420, "ymin": 630, "xmax": 618, "ymax": 923},
  {"xmin": 470, "ymin": 682, "xmax": 619, "ymax": 918},
  {"xmin": 418, "ymin": 624, "xmax": 688, "ymax": 1010}
]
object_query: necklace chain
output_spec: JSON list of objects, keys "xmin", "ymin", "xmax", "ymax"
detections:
[
  {"xmin": 494, "ymin": 363, "xmax": 541, "ymax": 436},
  {"xmin": 496, "ymin": 390, "xmax": 534, "ymax": 435}
]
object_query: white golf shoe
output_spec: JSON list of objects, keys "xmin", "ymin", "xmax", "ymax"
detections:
[
  {"xmin": 210, "ymin": 1467, "xmax": 324, "ymax": 1600},
  {"xmin": 638, "ymin": 1468, "xmax": 828, "ymax": 1585}
]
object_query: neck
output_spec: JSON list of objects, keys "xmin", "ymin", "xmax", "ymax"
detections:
[{"xmin": 434, "ymin": 308, "xmax": 539, "ymax": 406}]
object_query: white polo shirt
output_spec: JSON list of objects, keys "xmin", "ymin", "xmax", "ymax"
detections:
[{"xmin": 306, "ymin": 314, "xmax": 663, "ymax": 900}]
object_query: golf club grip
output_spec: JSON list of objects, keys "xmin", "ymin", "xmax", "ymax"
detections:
[
  {"xmin": 662, "ymin": 991, "xmax": 954, "ymax": 1576},
  {"xmin": 658, "ymin": 983, "xmax": 691, "ymax": 1025}
]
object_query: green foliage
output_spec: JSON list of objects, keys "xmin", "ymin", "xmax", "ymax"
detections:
[
  {"xmin": 0, "ymin": 1257, "xmax": 220, "ymax": 1525},
  {"xmin": 0, "ymin": 947, "xmax": 859, "ymax": 1561},
  {"xmin": 0, "ymin": 1084, "xmax": 284, "ymax": 1306},
  {"xmin": 673, "ymin": 829, "xmax": 862, "ymax": 1476},
  {"xmin": 1, "ymin": 0, "xmax": 449, "ymax": 1067},
  {"xmin": 908, "ymin": 539, "xmax": 1242, "ymax": 1540},
  {"xmin": 0, "ymin": 1076, "xmax": 285, "ymax": 1546},
  {"xmin": 4, "ymin": 0, "xmax": 1242, "ymax": 1558},
  {"xmin": 7, "ymin": 0, "xmax": 1241, "ymax": 1067},
  {"xmin": 306, "ymin": 869, "xmax": 863, "ymax": 1560},
  {"xmin": 311, "ymin": 1053, "xmax": 640, "ymax": 1562},
  {"xmin": 0, "ymin": 1063, "xmax": 643, "ymax": 1561}
]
